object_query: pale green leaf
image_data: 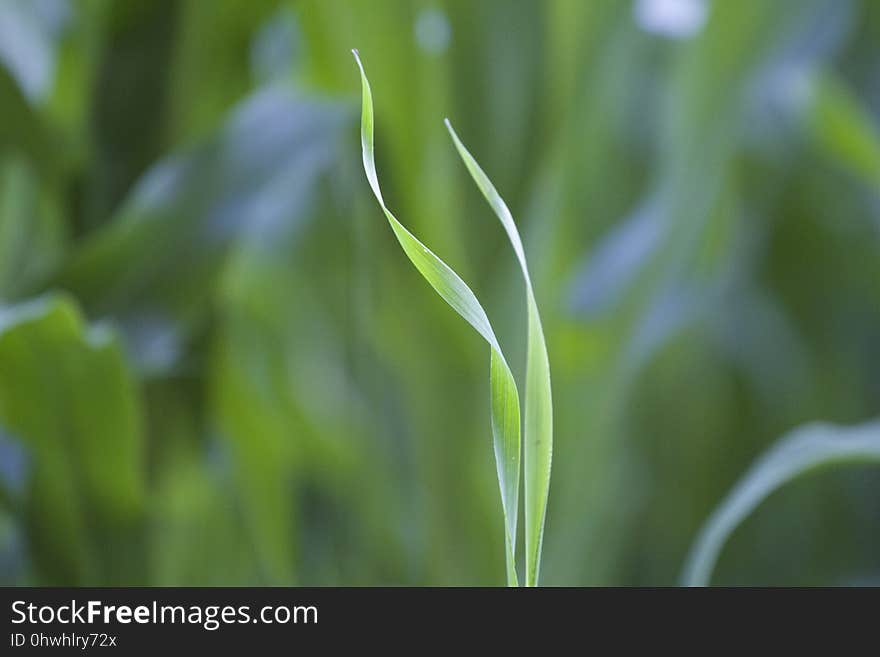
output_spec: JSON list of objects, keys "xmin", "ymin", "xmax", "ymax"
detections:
[
  {"xmin": 354, "ymin": 50, "xmax": 521, "ymax": 586},
  {"xmin": 682, "ymin": 420, "xmax": 880, "ymax": 586},
  {"xmin": 445, "ymin": 121, "xmax": 553, "ymax": 586}
]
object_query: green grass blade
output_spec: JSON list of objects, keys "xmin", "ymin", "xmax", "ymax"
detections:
[
  {"xmin": 802, "ymin": 72, "xmax": 880, "ymax": 191},
  {"xmin": 445, "ymin": 121, "xmax": 553, "ymax": 587},
  {"xmin": 353, "ymin": 50, "xmax": 521, "ymax": 586},
  {"xmin": 681, "ymin": 420, "xmax": 880, "ymax": 586}
]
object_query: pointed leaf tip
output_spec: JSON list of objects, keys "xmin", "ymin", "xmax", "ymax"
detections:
[{"xmin": 354, "ymin": 54, "xmax": 522, "ymax": 585}]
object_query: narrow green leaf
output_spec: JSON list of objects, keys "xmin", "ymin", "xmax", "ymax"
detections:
[
  {"xmin": 802, "ymin": 72, "xmax": 880, "ymax": 191},
  {"xmin": 445, "ymin": 121, "xmax": 553, "ymax": 586},
  {"xmin": 682, "ymin": 420, "xmax": 880, "ymax": 586},
  {"xmin": 353, "ymin": 51, "xmax": 521, "ymax": 586}
]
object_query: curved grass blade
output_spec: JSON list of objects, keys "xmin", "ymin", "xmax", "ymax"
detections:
[
  {"xmin": 682, "ymin": 420, "xmax": 880, "ymax": 586},
  {"xmin": 353, "ymin": 51, "xmax": 521, "ymax": 586},
  {"xmin": 445, "ymin": 121, "xmax": 553, "ymax": 587}
]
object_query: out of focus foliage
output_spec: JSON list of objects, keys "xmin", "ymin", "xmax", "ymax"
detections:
[{"xmin": 0, "ymin": 0, "xmax": 878, "ymax": 585}]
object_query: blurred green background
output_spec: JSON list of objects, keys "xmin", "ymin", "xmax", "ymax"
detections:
[{"xmin": 0, "ymin": 0, "xmax": 879, "ymax": 586}]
